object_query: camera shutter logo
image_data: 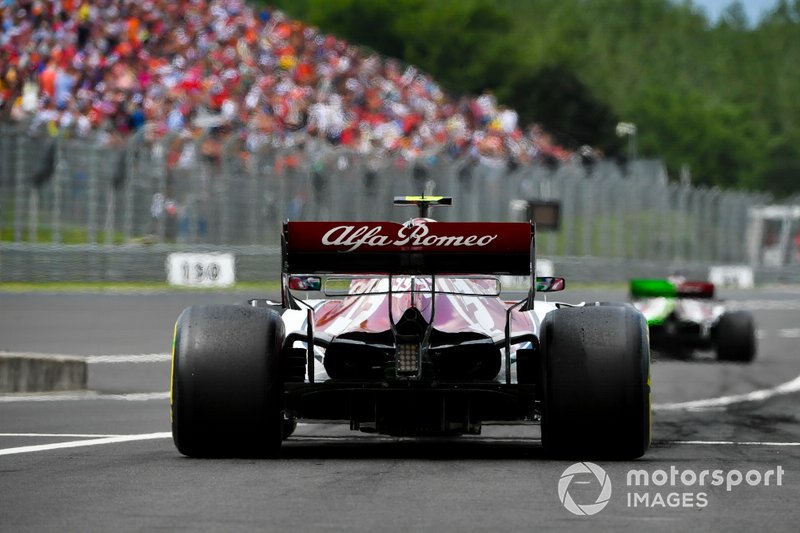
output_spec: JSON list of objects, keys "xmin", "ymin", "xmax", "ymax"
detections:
[{"xmin": 558, "ymin": 462, "xmax": 612, "ymax": 516}]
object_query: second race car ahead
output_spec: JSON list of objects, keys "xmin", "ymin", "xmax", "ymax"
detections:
[{"xmin": 630, "ymin": 277, "xmax": 756, "ymax": 362}]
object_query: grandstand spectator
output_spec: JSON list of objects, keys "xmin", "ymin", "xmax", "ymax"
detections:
[{"xmin": 0, "ymin": 0, "xmax": 575, "ymax": 168}]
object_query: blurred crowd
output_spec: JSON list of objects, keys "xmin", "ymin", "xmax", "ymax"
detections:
[{"xmin": 0, "ymin": 0, "xmax": 576, "ymax": 170}]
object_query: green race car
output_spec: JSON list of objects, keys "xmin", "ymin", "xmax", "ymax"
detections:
[{"xmin": 630, "ymin": 278, "xmax": 756, "ymax": 362}]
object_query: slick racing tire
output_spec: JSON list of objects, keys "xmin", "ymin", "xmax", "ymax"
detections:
[
  {"xmin": 715, "ymin": 310, "xmax": 756, "ymax": 363},
  {"xmin": 171, "ymin": 304, "xmax": 285, "ymax": 457},
  {"xmin": 540, "ymin": 304, "xmax": 651, "ymax": 459}
]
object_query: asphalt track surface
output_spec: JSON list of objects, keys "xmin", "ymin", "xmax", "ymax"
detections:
[{"xmin": 1, "ymin": 287, "xmax": 799, "ymax": 532}]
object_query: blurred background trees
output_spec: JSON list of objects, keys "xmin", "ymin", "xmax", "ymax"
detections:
[{"xmin": 266, "ymin": 0, "xmax": 800, "ymax": 196}]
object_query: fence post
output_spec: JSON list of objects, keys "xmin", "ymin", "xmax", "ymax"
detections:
[
  {"xmin": 13, "ymin": 129, "xmax": 25, "ymax": 243},
  {"xmin": 598, "ymin": 175, "xmax": 614, "ymax": 256},
  {"xmin": 219, "ymin": 131, "xmax": 240, "ymax": 244},
  {"xmin": 0, "ymin": 125, "xmax": 7, "ymax": 238},
  {"xmin": 122, "ymin": 136, "xmax": 137, "ymax": 243},
  {"xmin": 611, "ymin": 178, "xmax": 625, "ymax": 258},
  {"xmin": 704, "ymin": 188, "xmax": 720, "ymax": 262},
  {"xmin": 581, "ymin": 177, "xmax": 594, "ymax": 256},
  {"xmin": 104, "ymin": 180, "xmax": 115, "ymax": 245},
  {"xmin": 658, "ymin": 177, "xmax": 671, "ymax": 261},
  {"xmin": 673, "ymin": 184, "xmax": 687, "ymax": 261},
  {"xmin": 86, "ymin": 137, "xmax": 99, "ymax": 244},
  {"xmin": 665, "ymin": 183, "xmax": 674, "ymax": 261},
  {"xmin": 738, "ymin": 193, "xmax": 755, "ymax": 263},
  {"xmin": 248, "ymin": 156, "xmax": 259, "ymax": 244},
  {"xmin": 716, "ymin": 192, "xmax": 731, "ymax": 262},
  {"xmin": 146, "ymin": 131, "xmax": 164, "ymax": 243},
  {"xmin": 51, "ymin": 133, "xmax": 66, "ymax": 244},
  {"xmin": 104, "ymin": 144, "xmax": 123, "ymax": 244},
  {"xmin": 26, "ymin": 135, "xmax": 40, "ymax": 242},
  {"xmin": 633, "ymin": 180, "xmax": 647, "ymax": 260}
]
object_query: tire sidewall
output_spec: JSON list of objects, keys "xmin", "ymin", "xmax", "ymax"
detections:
[
  {"xmin": 171, "ymin": 304, "xmax": 285, "ymax": 457},
  {"xmin": 540, "ymin": 304, "xmax": 651, "ymax": 459}
]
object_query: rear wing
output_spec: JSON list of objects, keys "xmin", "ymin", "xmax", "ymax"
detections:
[
  {"xmin": 283, "ymin": 221, "xmax": 535, "ymax": 276},
  {"xmin": 630, "ymin": 279, "xmax": 715, "ymax": 299}
]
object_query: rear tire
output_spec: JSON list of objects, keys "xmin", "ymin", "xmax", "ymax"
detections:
[
  {"xmin": 171, "ymin": 304, "xmax": 285, "ymax": 457},
  {"xmin": 540, "ymin": 304, "xmax": 651, "ymax": 459},
  {"xmin": 715, "ymin": 311, "xmax": 756, "ymax": 363}
]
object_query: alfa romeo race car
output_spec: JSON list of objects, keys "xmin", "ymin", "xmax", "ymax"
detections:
[
  {"xmin": 171, "ymin": 197, "xmax": 651, "ymax": 459},
  {"xmin": 630, "ymin": 278, "xmax": 756, "ymax": 362}
]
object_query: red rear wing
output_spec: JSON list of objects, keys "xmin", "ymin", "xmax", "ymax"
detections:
[
  {"xmin": 283, "ymin": 221, "xmax": 535, "ymax": 275},
  {"xmin": 676, "ymin": 281, "xmax": 715, "ymax": 299}
]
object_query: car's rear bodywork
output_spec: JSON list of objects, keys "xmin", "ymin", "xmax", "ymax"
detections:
[
  {"xmin": 171, "ymin": 196, "xmax": 651, "ymax": 458},
  {"xmin": 278, "ymin": 219, "xmax": 545, "ymax": 436}
]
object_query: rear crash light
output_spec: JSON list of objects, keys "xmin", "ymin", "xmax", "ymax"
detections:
[{"xmin": 395, "ymin": 339, "xmax": 421, "ymax": 375}]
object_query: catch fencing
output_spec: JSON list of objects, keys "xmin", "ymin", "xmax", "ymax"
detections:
[{"xmin": 0, "ymin": 120, "xmax": 776, "ymax": 283}]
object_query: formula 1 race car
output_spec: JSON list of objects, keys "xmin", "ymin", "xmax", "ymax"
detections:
[
  {"xmin": 630, "ymin": 278, "xmax": 756, "ymax": 362},
  {"xmin": 171, "ymin": 196, "xmax": 651, "ymax": 459}
]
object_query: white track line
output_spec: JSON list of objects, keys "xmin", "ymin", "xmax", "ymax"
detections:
[
  {"xmin": 654, "ymin": 374, "xmax": 800, "ymax": 411},
  {"xmin": 751, "ymin": 329, "xmax": 799, "ymax": 339},
  {"xmin": 728, "ymin": 300, "xmax": 800, "ymax": 311},
  {"xmin": 0, "ymin": 392, "xmax": 169, "ymax": 403},
  {"xmin": 0, "ymin": 432, "xmax": 171, "ymax": 456},
  {"xmin": 0, "ymin": 433, "xmax": 124, "ymax": 438},
  {"xmin": 86, "ymin": 354, "xmax": 171, "ymax": 364},
  {"xmin": 0, "ymin": 352, "xmax": 171, "ymax": 363},
  {"xmin": 1, "ymin": 433, "xmax": 798, "ymax": 457},
  {"xmin": 668, "ymin": 440, "xmax": 800, "ymax": 446}
]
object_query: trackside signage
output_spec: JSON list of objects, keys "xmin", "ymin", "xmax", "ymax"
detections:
[
  {"xmin": 166, "ymin": 252, "xmax": 236, "ymax": 287},
  {"xmin": 286, "ymin": 222, "xmax": 532, "ymax": 254},
  {"xmin": 557, "ymin": 462, "xmax": 785, "ymax": 516}
]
